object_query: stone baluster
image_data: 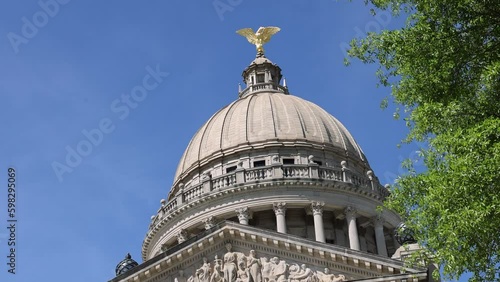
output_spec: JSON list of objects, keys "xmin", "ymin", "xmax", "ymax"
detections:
[
  {"xmin": 367, "ymin": 170, "xmax": 375, "ymax": 191},
  {"xmin": 341, "ymin": 161, "xmax": 350, "ymax": 183}
]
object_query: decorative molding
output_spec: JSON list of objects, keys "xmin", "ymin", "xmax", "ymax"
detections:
[
  {"xmin": 177, "ymin": 229, "xmax": 188, "ymax": 244},
  {"xmin": 344, "ymin": 207, "xmax": 357, "ymax": 219},
  {"xmin": 273, "ymin": 202, "xmax": 287, "ymax": 216},
  {"xmin": 311, "ymin": 202, "xmax": 325, "ymax": 216},
  {"xmin": 170, "ymin": 247, "xmax": 347, "ymax": 282},
  {"xmin": 203, "ymin": 217, "xmax": 217, "ymax": 230},
  {"xmin": 235, "ymin": 207, "xmax": 250, "ymax": 224}
]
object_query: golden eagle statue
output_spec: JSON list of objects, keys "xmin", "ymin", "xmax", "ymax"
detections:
[{"xmin": 236, "ymin": 26, "xmax": 281, "ymax": 55}]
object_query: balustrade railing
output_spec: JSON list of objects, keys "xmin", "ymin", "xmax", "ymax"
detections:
[
  {"xmin": 239, "ymin": 82, "xmax": 288, "ymax": 97},
  {"xmin": 212, "ymin": 173, "xmax": 237, "ymax": 190},
  {"xmin": 245, "ymin": 166, "xmax": 273, "ymax": 181},
  {"xmin": 152, "ymin": 164, "xmax": 387, "ymax": 228},
  {"xmin": 184, "ymin": 185, "xmax": 204, "ymax": 202},
  {"xmin": 318, "ymin": 167, "xmax": 343, "ymax": 181},
  {"xmin": 283, "ymin": 165, "xmax": 309, "ymax": 178}
]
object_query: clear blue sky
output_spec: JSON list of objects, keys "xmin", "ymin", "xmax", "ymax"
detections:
[{"xmin": 0, "ymin": 1, "xmax": 468, "ymax": 281}]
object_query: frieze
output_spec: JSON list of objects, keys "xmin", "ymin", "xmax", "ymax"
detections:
[{"xmin": 174, "ymin": 244, "xmax": 346, "ymax": 282}]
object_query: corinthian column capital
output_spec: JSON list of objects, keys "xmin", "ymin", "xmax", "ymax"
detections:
[
  {"xmin": 311, "ymin": 202, "xmax": 325, "ymax": 216},
  {"xmin": 273, "ymin": 202, "xmax": 287, "ymax": 216},
  {"xmin": 344, "ymin": 206, "xmax": 357, "ymax": 219}
]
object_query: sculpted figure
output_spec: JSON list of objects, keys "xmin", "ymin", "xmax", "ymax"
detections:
[
  {"xmin": 288, "ymin": 264, "xmax": 316, "ymax": 282},
  {"xmin": 236, "ymin": 258, "xmax": 249, "ymax": 282},
  {"xmin": 316, "ymin": 268, "xmax": 346, "ymax": 282},
  {"xmin": 261, "ymin": 257, "xmax": 272, "ymax": 282},
  {"xmin": 331, "ymin": 275, "xmax": 346, "ymax": 282},
  {"xmin": 175, "ymin": 270, "xmax": 188, "ymax": 282},
  {"xmin": 316, "ymin": 268, "xmax": 332, "ymax": 282},
  {"xmin": 210, "ymin": 256, "xmax": 224, "ymax": 282},
  {"xmin": 195, "ymin": 257, "xmax": 212, "ymax": 282},
  {"xmin": 247, "ymin": 250, "xmax": 262, "ymax": 282},
  {"xmin": 223, "ymin": 243, "xmax": 238, "ymax": 282},
  {"xmin": 269, "ymin": 257, "xmax": 287, "ymax": 282}
]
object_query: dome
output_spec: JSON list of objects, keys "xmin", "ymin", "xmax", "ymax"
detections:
[
  {"xmin": 174, "ymin": 91, "xmax": 368, "ymax": 183},
  {"xmin": 115, "ymin": 253, "xmax": 138, "ymax": 276},
  {"xmin": 143, "ymin": 43, "xmax": 398, "ymax": 264}
]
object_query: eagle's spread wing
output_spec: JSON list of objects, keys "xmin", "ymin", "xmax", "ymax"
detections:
[
  {"xmin": 258, "ymin": 27, "xmax": 281, "ymax": 44},
  {"xmin": 236, "ymin": 28, "xmax": 256, "ymax": 44}
]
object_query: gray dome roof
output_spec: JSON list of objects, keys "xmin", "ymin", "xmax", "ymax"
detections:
[{"xmin": 174, "ymin": 92, "xmax": 367, "ymax": 182}]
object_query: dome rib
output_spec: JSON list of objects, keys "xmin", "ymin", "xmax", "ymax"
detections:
[
  {"xmin": 220, "ymin": 98, "xmax": 241, "ymax": 151},
  {"xmin": 244, "ymin": 94, "xmax": 256, "ymax": 143},
  {"xmin": 278, "ymin": 94, "xmax": 307, "ymax": 138},
  {"xmin": 296, "ymin": 96, "xmax": 326, "ymax": 143},
  {"xmin": 173, "ymin": 92, "xmax": 370, "ymax": 182},
  {"xmin": 267, "ymin": 93, "xmax": 278, "ymax": 138}
]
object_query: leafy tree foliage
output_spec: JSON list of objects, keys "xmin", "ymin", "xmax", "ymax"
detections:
[{"xmin": 347, "ymin": 0, "xmax": 500, "ymax": 280}]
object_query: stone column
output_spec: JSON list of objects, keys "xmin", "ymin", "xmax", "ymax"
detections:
[
  {"xmin": 203, "ymin": 216, "xmax": 216, "ymax": 230},
  {"xmin": 177, "ymin": 229, "xmax": 188, "ymax": 244},
  {"xmin": 235, "ymin": 207, "xmax": 250, "ymax": 225},
  {"xmin": 311, "ymin": 202, "xmax": 326, "ymax": 243},
  {"xmin": 344, "ymin": 206, "xmax": 360, "ymax": 250},
  {"xmin": 273, "ymin": 202, "xmax": 287, "ymax": 233},
  {"xmin": 373, "ymin": 216, "xmax": 388, "ymax": 256}
]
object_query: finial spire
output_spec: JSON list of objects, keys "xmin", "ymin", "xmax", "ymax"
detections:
[{"xmin": 236, "ymin": 26, "xmax": 281, "ymax": 56}]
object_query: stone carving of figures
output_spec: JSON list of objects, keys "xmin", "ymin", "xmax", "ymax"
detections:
[
  {"xmin": 316, "ymin": 268, "xmax": 331, "ymax": 282},
  {"xmin": 269, "ymin": 257, "xmax": 288, "ymax": 282},
  {"xmin": 195, "ymin": 257, "xmax": 212, "ymax": 282},
  {"xmin": 260, "ymin": 257, "xmax": 272, "ymax": 282},
  {"xmin": 247, "ymin": 250, "xmax": 262, "ymax": 282},
  {"xmin": 316, "ymin": 268, "xmax": 346, "ymax": 282},
  {"xmin": 288, "ymin": 264, "xmax": 316, "ymax": 282},
  {"xmin": 236, "ymin": 257, "xmax": 249, "ymax": 282},
  {"xmin": 175, "ymin": 270, "xmax": 188, "ymax": 282},
  {"xmin": 223, "ymin": 243, "xmax": 238, "ymax": 282},
  {"xmin": 210, "ymin": 256, "xmax": 224, "ymax": 282},
  {"xmin": 331, "ymin": 275, "xmax": 346, "ymax": 282}
]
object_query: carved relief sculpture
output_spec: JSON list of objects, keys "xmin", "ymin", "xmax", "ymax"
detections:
[
  {"xmin": 223, "ymin": 244, "xmax": 238, "ymax": 282},
  {"xmin": 210, "ymin": 255, "xmax": 224, "ymax": 282},
  {"xmin": 176, "ymin": 247, "xmax": 346, "ymax": 282},
  {"xmin": 247, "ymin": 250, "xmax": 262, "ymax": 282}
]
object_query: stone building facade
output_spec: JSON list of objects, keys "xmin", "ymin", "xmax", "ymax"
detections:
[{"xmin": 110, "ymin": 43, "xmax": 435, "ymax": 282}]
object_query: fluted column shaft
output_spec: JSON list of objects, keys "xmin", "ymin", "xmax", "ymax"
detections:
[
  {"xmin": 345, "ymin": 207, "xmax": 360, "ymax": 251},
  {"xmin": 273, "ymin": 203, "xmax": 287, "ymax": 233},
  {"xmin": 311, "ymin": 202, "xmax": 325, "ymax": 243},
  {"xmin": 373, "ymin": 217, "xmax": 388, "ymax": 256}
]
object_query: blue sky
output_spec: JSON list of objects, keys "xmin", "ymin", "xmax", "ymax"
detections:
[{"xmin": 0, "ymin": 1, "xmax": 468, "ymax": 281}]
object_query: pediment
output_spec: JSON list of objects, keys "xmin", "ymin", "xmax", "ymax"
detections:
[{"xmin": 111, "ymin": 222, "xmax": 427, "ymax": 282}]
